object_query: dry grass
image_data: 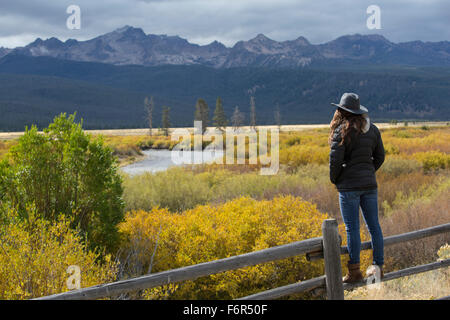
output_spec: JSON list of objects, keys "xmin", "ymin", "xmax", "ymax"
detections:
[
  {"xmin": 346, "ymin": 243, "xmax": 450, "ymax": 300},
  {"xmin": 99, "ymin": 134, "xmax": 177, "ymax": 165},
  {"xmin": 380, "ymin": 187, "xmax": 450, "ymax": 270},
  {"xmin": 345, "ymin": 268, "xmax": 449, "ymax": 300}
]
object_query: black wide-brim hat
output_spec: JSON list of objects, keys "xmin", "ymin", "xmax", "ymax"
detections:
[{"xmin": 331, "ymin": 92, "xmax": 368, "ymax": 115}]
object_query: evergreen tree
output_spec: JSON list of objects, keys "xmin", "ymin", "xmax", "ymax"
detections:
[
  {"xmin": 231, "ymin": 106, "xmax": 245, "ymax": 131},
  {"xmin": 162, "ymin": 106, "xmax": 171, "ymax": 136},
  {"xmin": 213, "ymin": 97, "xmax": 228, "ymax": 130},
  {"xmin": 194, "ymin": 98, "xmax": 209, "ymax": 134}
]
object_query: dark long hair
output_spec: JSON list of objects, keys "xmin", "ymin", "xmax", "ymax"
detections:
[{"xmin": 328, "ymin": 108, "xmax": 367, "ymax": 146}]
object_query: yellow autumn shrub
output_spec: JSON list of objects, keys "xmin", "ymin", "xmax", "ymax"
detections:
[
  {"xmin": 0, "ymin": 206, "xmax": 118, "ymax": 299},
  {"xmin": 280, "ymin": 145, "xmax": 329, "ymax": 171},
  {"xmin": 413, "ymin": 151, "xmax": 450, "ymax": 171},
  {"xmin": 118, "ymin": 195, "xmax": 371, "ymax": 300},
  {"xmin": 381, "ymin": 128, "xmax": 450, "ymax": 155}
]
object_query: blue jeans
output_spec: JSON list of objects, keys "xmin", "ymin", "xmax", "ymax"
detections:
[{"xmin": 339, "ymin": 189, "xmax": 384, "ymax": 266}]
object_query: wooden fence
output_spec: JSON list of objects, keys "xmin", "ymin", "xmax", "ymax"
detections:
[{"xmin": 34, "ymin": 220, "xmax": 450, "ymax": 300}]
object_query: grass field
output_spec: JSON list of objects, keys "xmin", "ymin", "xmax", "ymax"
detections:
[
  {"xmin": 116, "ymin": 124, "xmax": 449, "ymax": 298},
  {"xmin": 1, "ymin": 121, "xmax": 448, "ymax": 299}
]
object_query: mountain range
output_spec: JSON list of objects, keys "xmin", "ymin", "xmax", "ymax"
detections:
[
  {"xmin": 2, "ymin": 26, "xmax": 450, "ymax": 68},
  {"xmin": 0, "ymin": 26, "xmax": 449, "ymax": 131}
]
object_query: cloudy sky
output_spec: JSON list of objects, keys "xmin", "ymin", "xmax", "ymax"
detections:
[{"xmin": 0, "ymin": 0, "xmax": 448, "ymax": 48}]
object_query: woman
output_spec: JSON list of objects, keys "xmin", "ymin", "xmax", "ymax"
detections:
[{"xmin": 329, "ymin": 93, "xmax": 385, "ymax": 283}]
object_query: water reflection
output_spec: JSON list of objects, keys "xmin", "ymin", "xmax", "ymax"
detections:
[{"xmin": 121, "ymin": 149, "xmax": 224, "ymax": 175}]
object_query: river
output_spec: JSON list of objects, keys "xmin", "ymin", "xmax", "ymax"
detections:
[{"xmin": 121, "ymin": 149, "xmax": 224, "ymax": 175}]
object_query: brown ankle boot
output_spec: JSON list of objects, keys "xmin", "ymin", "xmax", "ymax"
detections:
[{"xmin": 343, "ymin": 262, "xmax": 364, "ymax": 283}]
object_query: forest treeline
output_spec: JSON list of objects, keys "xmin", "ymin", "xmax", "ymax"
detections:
[{"xmin": 1, "ymin": 55, "xmax": 450, "ymax": 131}]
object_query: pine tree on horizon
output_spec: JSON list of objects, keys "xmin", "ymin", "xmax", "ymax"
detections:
[
  {"xmin": 213, "ymin": 97, "xmax": 228, "ymax": 131},
  {"xmin": 231, "ymin": 105, "xmax": 244, "ymax": 131},
  {"xmin": 194, "ymin": 98, "xmax": 209, "ymax": 134},
  {"xmin": 162, "ymin": 106, "xmax": 170, "ymax": 136}
]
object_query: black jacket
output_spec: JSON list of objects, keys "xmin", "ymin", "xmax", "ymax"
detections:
[{"xmin": 329, "ymin": 121, "xmax": 385, "ymax": 191}]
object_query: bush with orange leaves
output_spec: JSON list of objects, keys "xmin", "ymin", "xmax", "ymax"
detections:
[
  {"xmin": 118, "ymin": 195, "xmax": 371, "ymax": 299},
  {"xmin": 0, "ymin": 206, "xmax": 118, "ymax": 299}
]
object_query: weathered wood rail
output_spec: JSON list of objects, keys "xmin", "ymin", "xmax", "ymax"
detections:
[{"xmin": 34, "ymin": 220, "xmax": 450, "ymax": 300}]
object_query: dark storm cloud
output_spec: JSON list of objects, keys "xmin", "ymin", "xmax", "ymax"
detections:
[{"xmin": 0, "ymin": 0, "xmax": 448, "ymax": 48}]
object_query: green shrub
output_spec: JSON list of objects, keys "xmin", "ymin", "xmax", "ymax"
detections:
[
  {"xmin": 122, "ymin": 165, "xmax": 331, "ymax": 213},
  {"xmin": 137, "ymin": 138, "xmax": 155, "ymax": 149},
  {"xmin": 122, "ymin": 167, "xmax": 212, "ymax": 212},
  {"xmin": 0, "ymin": 113, "xmax": 124, "ymax": 252}
]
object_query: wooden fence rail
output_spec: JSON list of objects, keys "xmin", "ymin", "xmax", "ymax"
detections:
[
  {"xmin": 239, "ymin": 259, "xmax": 450, "ymax": 300},
  {"xmin": 34, "ymin": 237, "xmax": 323, "ymax": 300},
  {"xmin": 306, "ymin": 223, "xmax": 450, "ymax": 261},
  {"xmin": 237, "ymin": 276, "xmax": 326, "ymax": 300},
  {"xmin": 35, "ymin": 221, "xmax": 450, "ymax": 300},
  {"xmin": 342, "ymin": 259, "xmax": 450, "ymax": 291}
]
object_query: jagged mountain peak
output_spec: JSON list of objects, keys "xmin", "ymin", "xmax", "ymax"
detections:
[
  {"xmin": 46, "ymin": 37, "xmax": 64, "ymax": 44},
  {"xmin": 234, "ymin": 33, "xmax": 290, "ymax": 55},
  {"xmin": 29, "ymin": 37, "xmax": 63, "ymax": 46},
  {"xmin": 293, "ymin": 36, "xmax": 310, "ymax": 46},
  {"xmin": 205, "ymin": 40, "xmax": 227, "ymax": 49},
  {"xmin": 105, "ymin": 25, "xmax": 147, "ymax": 41},
  {"xmin": 65, "ymin": 38, "xmax": 79, "ymax": 45},
  {"xmin": 114, "ymin": 25, "xmax": 143, "ymax": 34},
  {"xmin": 30, "ymin": 37, "xmax": 44, "ymax": 45},
  {"xmin": 250, "ymin": 33, "xmax": 273, "ymax": 42},
  {"xmin": 115, "ymin": 25, "xmax": 133, "ymax": 32},
  {"xmin": 3, "ymin": 27, "xmax": 449, "ymax": 68}
]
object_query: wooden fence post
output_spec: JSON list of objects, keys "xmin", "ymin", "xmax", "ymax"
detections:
[{"xmin": 322, "ymin": 219, "xmax": 344, "ymax": 300}]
